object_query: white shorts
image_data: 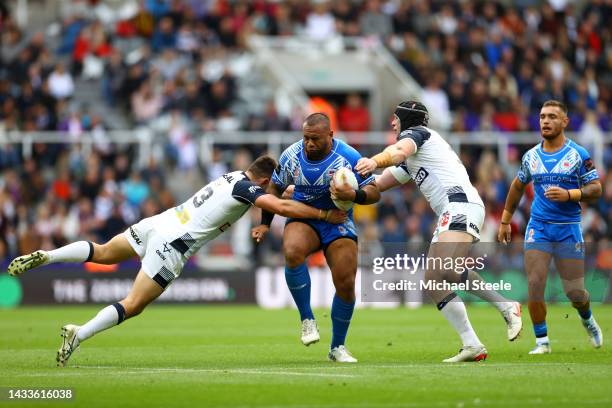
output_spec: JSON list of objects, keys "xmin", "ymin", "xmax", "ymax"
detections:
[
  {"xmin": 124, "ymin": 217, "xmax": 186, "ymax": 289},
  {"xmin": 432, "ymin": 202, "xmax": 484, "ymax": 243}
]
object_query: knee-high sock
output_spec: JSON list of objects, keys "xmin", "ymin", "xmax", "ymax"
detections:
[
  {"xmin": 438, "ymin": 293, "xmax": 482, "ymax": 347},
  {"xmin": 47, "ymin": 241, "xmax": 94, "ymax": 263},
  {"xmin": 331, "ymin": 294, "xmax": 355, "ymax": 349},
  {"xmin": 285, "ymin": 263, "xmax": 314, "ymax": 321},
  {"xmin": 77, "ymin": 303, "xmax": 126, "ymax": 343},
  {"xmin": 464, "ymin": 270, "xmax": 512, "ymax": 312}
]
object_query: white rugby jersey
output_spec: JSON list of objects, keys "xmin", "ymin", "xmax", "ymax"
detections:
[
  {"xmin": 388, "ymin": 126, "xmax": 483, "ymax": 216},
  {"xmin": 151, "ymin": 171, "xmax": 266, "ymax": 258}
]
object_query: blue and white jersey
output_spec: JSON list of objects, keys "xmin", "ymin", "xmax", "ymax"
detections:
[
  {"xmin": 272, "ymin": 139, "xmax": 375, "ymax": 211},
  {"xmin": 517, "ymin": 139, "xmax": 599, "ymax": 223}
]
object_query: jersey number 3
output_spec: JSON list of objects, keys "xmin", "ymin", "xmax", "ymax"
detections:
[{"xmin": 193, "ymin": 186, "xmax": 214, "ymax": 208}]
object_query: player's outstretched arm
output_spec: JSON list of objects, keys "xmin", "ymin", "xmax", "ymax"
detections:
[
  {"xmin": 375, "ymin": 168, "xmax": 404, "ymax": 193},
  {"xmin": 254, "ymin": 194, "xmax": 347, "ymax": 223},
  {"xmin": 355, "ymin": 139, "xmax": 417, "ymax": 176},
  {"xmin": 497, "ymin": 177, "xmax": 527, "ymax": 244}
]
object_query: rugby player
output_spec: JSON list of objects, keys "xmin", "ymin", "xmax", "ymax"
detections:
[
  {"xmin": 355, "ymin": 101, "xmax": 523, "ymax": 362},
  {"xmin": 252, "ymin": 113, "xmax": 380, "ymax": 363},
  {"xmin": 8, "ymin": 156, "xmax": 348, "ymax": 366},
  {"xmin": 497, "ymin": 100, "xmax": 603, "ymax": 354}
]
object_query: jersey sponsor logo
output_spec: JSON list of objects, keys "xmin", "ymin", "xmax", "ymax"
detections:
[
  {"xmin": 440, "ymin": 211, "xmax": 450, "ymax": 227},
  {"xmin": 248, "ymin": 185, "xmax": 260, "ymax": 194},
  {"xmin": 562, "ymin": 160, "xmax": 571, "ymax": 169},
  {"xmin": 156, "ymin": 250, "xmax": 166, "ymax": 261},
  {"xmin": 533, "ymin": 174, "xmax": 576, "ymax": 184},
  {"xmin": 218, "ymin": 222, "xmax": 231, "ymax": 232},
  {"xmin": 129, "ymin": 227, "xmax": 142, "ymax": 245},
  {"xmin": 338, "ymin": 225, "xmax": 348, "ymax": 235},
  {"xmin": 544, "ymin": 158, "xmax": 557, "ymax": 163},
  {"xmin": 414, "ymin": 167, "xmax": 429, "ymax": 186},
  {"xmin": 306, "ymin": 167, "xmax": 320, "ymax": 171},
  {"xmin": 469, "ymin": 222, "xmax": 480, "ymax": 234},
  {"xmin": 223, "ymin": 174, "xmax": 234, "ymax": 183}
]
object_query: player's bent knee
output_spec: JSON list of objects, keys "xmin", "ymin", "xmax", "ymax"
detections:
[
  {"xmin": 566, "ymin": 289, "xmax": 589, "ymax": 304},
  {"xmin": 284, "ymin": 250, "xmax": 307, "ymax": 268},
  {"xmin": 120, "ymin": 298, "xmax": 147, "ymax": 318}
]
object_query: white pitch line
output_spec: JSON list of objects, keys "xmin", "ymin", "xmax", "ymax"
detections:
[{"xmin": 17, "ymin": 366, "xmax": 358, "ymax": 379}]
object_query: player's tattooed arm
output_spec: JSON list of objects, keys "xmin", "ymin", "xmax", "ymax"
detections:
[
  {"xmin": 577, "ymin": 180, "xmax": 602, "ymax": 203},
  {"xmin": 497, "ymin": 177, "xmax": 527, "ymax": 244},
  {"xmin": 544, "ymin": 180, "xmax": 602, "ymax": 203}
]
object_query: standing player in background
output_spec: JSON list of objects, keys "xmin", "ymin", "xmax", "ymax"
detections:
[
  {"xmin": 252, "ymin": 113, "xmax": 380, "ymax": 363},
  {"xmin": 497, "ymin": 100, "xmax": 603, "ymax": 354},
  {"xmin": 355, "ymin": 101, "xmax": 522, "ymax": 362},
  {"xmin": 8, "ymin": 156, "xmax": 348, "ymax": 367}
]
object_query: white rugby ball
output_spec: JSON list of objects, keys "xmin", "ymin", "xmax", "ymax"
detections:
[{"xmin": 332, "ymin": 167, "xmax": 359, "ymax": 211}]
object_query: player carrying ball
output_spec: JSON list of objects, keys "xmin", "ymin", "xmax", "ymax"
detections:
[
  {"xmin": 356, "ymin": 100, "xmax": 522, "ymax": 362},
  {"xmin": 8, "ymin": 156, "xmax": 347, "ymax": 367},
  {"xmin": 497, "ymin": 100, "xmax": 603, "ymax": 354},
  {"xmin": 252, "ymin": 113, "xmax": 380, "ymax": 363}
]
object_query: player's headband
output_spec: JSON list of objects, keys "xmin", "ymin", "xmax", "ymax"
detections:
[{"xmin": 394, "ymin": 103, "xmax": 429, "ymax": 130}]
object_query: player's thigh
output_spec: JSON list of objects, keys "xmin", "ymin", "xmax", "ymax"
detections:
[
  {"xmin": 283, "ymin": 222, "xmax": 321, "ymax": 264},
  {"xmin": 121, "ymin": 269, "xmax": 165, "ymax": 317},
  {"xmin": 94, "ymin": 233, "xmax": 138, "ymax": 264},
  {"xmin": 524, "ymin": 250, "xmax": 552, "ymax": 299},
  {"xmin": 427, "ymin": 230, "xmax": 472, "ymax": 283},
  {"xmin": 325, "ymin": 238, "xmax": 358, "ymax": 284}
]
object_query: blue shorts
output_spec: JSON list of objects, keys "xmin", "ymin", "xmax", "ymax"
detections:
[
  {"xmin": 286, "ymin": 216, "xmax": 357, "ymax": 251},
  {"xmin": 524, "ymin": 218, "xmax": 584, "ymax": 259}
]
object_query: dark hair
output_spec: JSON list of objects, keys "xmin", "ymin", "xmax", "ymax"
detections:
[
  {"xmin": 248, "ymin": 155, "xmax": 278, "ymax": 179},
  {"xmin": 303, "ymin": 112, "xmax": 330, "ymax": 129},
  {"xmin": 542, "ymin": 100, "xmax": 568, "ymax": 114},
  {"xmin": 395, "ymin": 100, "xmax": 429, "ymax": 130}
]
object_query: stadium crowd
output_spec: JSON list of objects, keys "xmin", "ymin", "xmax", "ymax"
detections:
[{"xmin": 0, "ymin": 0, "xmax": 610, "ymax": 265}]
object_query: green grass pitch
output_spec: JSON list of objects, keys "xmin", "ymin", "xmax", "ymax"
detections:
[{"xmin": 1, "ymin": 304, "xmax": 611, "ymax": 408}]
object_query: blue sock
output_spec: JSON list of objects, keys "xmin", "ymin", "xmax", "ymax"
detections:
[
  {"xmin": 331, "ymin": 294, "xmax": 355, "ymax": 349},
  {"xmin": 578, "ymin": 308, "xmax": 592, "ymax": 320},
  {"xmin": 533, "ymin": 321, "xmax": 548, "ymax": 338},
  {"xmin": 285, "ymin": 263, "xmax": 314, "ymax": 321}
]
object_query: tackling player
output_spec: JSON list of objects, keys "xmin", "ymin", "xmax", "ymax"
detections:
[
  {"xmin": 355, "ymin": 101, "xmax": 523, "ymax": 362},
  {"xmin": 497, "ymin": 100, "xmax": 603, "ymax": 354},
  {"xmin": 252, "ymin": 113, "xmax": 380, "ymax": 363},
  {"xmin": 8, "ymin": 156, "xmax": 348, "ymax": 367}
]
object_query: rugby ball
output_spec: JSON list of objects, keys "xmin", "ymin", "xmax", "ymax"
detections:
[{"xmin": 332, "ymin": 167, "xmax": 359, "ymax": 211}]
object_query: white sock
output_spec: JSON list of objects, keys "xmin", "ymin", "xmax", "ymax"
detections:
[
  {"xmin": 440, "ymin": 299, "xmax": 482, "ymax": 347},
  {"xmin": 47, "ymin": 241, "xmax": 93, "ymax": 263},
  {"xmin": 536, "ymin": 336, "xmax": 550, "ymax": 346},
  {"xmin": 77, "ymin": 304, "xmax": 125, "ymax": 343}
]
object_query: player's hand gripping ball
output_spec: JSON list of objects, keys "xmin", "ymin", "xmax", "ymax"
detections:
[{"xmin": 331, "ymin": 167, "xmax": 358, "ymax": 211}]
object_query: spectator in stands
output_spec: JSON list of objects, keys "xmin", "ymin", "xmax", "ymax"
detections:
[
  {"xmin": 359, "ymin": 0, "xmax": 393, "ymax": 39},
  {"xmin": 305, "ymin": 0, "xmax": 336, "ymax": 41},
  {"xmin": 338, "ymin": 93, "xmax": 370, "ymax": 132},
  {"xmin": 47, "ymin": 63, "xmax": 75, "ymax": 100}
]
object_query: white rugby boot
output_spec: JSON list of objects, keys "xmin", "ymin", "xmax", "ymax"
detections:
[
  {"xmin": 443, "ymin": 345, "xmax": 488, "ymax": 363},
  {"xmin": 301, "ymin": 319, "xmax": 320, "ymax": 346},
  {"xmin": 328, "ymin": 345, "xmax": 358, "ymax": 363},
  {"xmin": 581, "ymin": 316, "xmax": 603, "ymax": 348},
  {"xmin": 502, "ymin": 302, "xmax": 523, "ymax": 341}
]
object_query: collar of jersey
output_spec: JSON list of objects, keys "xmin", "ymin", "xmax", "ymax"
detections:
[
  {"xmin": 300, "ymin": 139, "xmax": 338, "ymax": 164},
  {"xmin": 537, "ymin": 139, "xmax": 570, "ymax": 156}
]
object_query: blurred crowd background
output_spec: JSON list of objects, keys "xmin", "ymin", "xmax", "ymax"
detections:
[{"xmin": 0, "ymin": 0, "xmax": 610, "ymax": 268}]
